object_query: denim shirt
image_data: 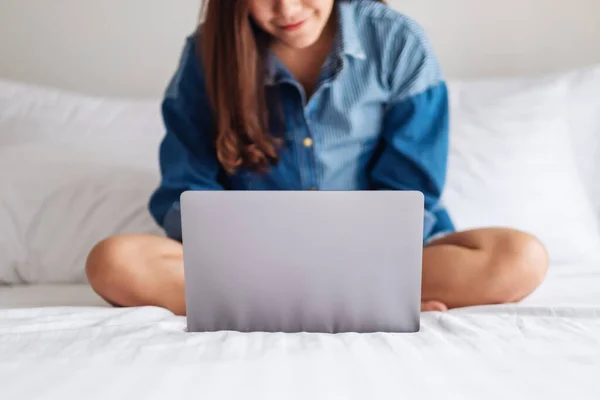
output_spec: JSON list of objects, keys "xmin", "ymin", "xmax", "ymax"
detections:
[{"xmin": 149, "ymin": 0, "xmax": 455, "ymax": 242}]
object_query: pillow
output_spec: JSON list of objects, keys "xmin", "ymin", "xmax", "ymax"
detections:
[
  {"xmin": 2, "ymin": 68, "xmax": 599, "ymax": 284},
  {"xmin": 0, "ymin": 79, "xmax": 165, "ymax": 284},
  {"xmin": 444, "ymin": 73, "xmax": 600, "ymax": 266},
  {"xmin": 564, "ymin": 65, "xmax": 600, "ymax": 218}
]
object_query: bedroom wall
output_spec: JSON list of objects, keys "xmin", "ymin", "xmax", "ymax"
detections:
[
  {"xmin": 398, "ymin": 0, "xmax": 600, "ymax": 80},
  {"xmin": 0, "ymin": 0, "xmax": 202, "ymax": 98},
  {"xmin": 0, "ymin": 0, "xmax": 599, "ymax": 98}
]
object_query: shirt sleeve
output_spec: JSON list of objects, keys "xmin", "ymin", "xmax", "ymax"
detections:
[
  {"xmin": 148, "ymin": 35, "xmax": 223, "ymax": 241},
  {"xmin": 369, "ymin": 22, "xmax": 453, "ymax": 237}
]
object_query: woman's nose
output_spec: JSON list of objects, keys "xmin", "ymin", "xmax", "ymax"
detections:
[{"xmin": 276, "ymin": 0, "xmax": 303, "ymax": 20}]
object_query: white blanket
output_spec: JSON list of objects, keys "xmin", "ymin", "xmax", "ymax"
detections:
[{"xmin": 1, "ymin": 265, "xmax": 599, "ymax": 400}]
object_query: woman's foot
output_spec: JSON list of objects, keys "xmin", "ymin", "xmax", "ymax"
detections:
[{"xmin": 421, "ymin": 300, "xmax": 448, "ymax": 312}]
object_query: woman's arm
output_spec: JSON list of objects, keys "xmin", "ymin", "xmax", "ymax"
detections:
[
  {"xmin": 149, "ymin": 36, "xmax": 223, "ymax": 241},
  {"xmin": 369, "ymin": 22, "xmax": 453, "ymax": 238},
  {"xmin": 370, "ymin": 83, "xmax": 449, "ymax": 208}
]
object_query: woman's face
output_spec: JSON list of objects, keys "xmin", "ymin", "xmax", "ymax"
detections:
[{"xmin": 248, "ymin": 0, "xmax": 336, "ymax": 49}]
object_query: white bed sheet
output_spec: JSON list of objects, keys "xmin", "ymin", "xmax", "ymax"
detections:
[
  {"xmin": 1, "ymin": 264, "xmax": 599, "ymax": 400},
  {"xmin": 0, "ymin": 284, "xmax": 108, "ymax": 309}
]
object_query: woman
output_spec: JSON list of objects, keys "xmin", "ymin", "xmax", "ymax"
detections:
[{"xmin": 86, "ymin": 0, "xmax": 548, "ymax": 316}]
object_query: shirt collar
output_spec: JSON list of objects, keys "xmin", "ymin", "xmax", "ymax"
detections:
[
  {"xmin": 264, "ymin": 1, "xmax": 366, "ymax": 85},
  {"xmin": 338, "ymin": 1, "xmax": 366, "ymax": 60}
]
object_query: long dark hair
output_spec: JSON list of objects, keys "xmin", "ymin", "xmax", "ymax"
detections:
[{"xmin": 199, "ymin": 0, "xmax": 386, "ymax": 173}]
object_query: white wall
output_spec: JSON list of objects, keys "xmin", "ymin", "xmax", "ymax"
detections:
[
  {"xmin": 1, "ymin": 0, "xmax": 599, "ymax": 98},
  {"xmin": 0, "ymin": 0, "xmax": 201, "ymax": 98},
  {"xmin": 397, "ymin": 0, "xmax": 600, "ymax": 80}
]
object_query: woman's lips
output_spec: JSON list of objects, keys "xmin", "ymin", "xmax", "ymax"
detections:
[{"xmin": 279, "ymin": 19, "xmax": 307, "ymax": 31}]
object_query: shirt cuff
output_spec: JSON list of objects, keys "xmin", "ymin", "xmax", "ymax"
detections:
[{"xmin": 162, "ymin": 201, "xmax": 183, "ymax": 242}]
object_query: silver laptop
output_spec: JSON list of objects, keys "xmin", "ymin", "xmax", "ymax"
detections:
[{"xmin": 180, "ymin": 190, "xmax": 424, "ymax": 334}]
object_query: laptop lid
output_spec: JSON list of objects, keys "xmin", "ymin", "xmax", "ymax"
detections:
[{"xmin": 181, "ymin": 190, "xmax": 424, "ymax": 334}]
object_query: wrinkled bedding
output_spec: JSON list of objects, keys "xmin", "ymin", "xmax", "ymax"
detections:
[{"xmin": 1, "ymin": 264, "xmax": 599, "ymax": 400}]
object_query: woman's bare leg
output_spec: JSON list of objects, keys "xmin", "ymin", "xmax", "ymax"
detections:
[
  {"xmin": 86, "ymin": 234, "xmax": 186, "ymax": 316},
  {"xmin": 86, "ymin": 228, "xmax": 549, "ymax": 316},
  {"xmin": 421, "ymin": 228, "xmax": 549, "ymax": 311}
]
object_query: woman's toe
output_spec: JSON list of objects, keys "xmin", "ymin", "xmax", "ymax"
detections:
[{"xmin": 421, "ymin": 300, "xmax": 448, "ymax": 312}]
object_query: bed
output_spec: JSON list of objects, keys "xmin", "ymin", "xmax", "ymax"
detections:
[
  {"xmin": 2, "ymin": 0, "xmax": 600, "ymax": 398},
  {"xmin": 1, "ymin": 266, "xmax": 600, "ymax": 399}
]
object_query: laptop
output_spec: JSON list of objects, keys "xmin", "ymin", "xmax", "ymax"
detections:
[{"xmin": 180, "ymin": 190, "xmax": 424, "ymax": 334}]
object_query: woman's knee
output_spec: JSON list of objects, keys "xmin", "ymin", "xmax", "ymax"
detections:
[
  {"xmin": 486, "ymin": 229, "xmax": 549, "ymax": 303},
  {"xmin": 86, "ymin": 235, "xmax": 138, "ymax": 287},
  {"xmin": 86, "ymin": 234, "xmax": 181, "ymax": 289}
]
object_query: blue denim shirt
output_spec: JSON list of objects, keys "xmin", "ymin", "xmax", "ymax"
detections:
[{"xmin": 149, "ymin": 0, "xmax": 455, "ymax": 242}]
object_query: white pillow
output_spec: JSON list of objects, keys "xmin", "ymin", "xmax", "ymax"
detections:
[
  {"xmin": 0, "ymin": 80, "xmax": 165, "ymax": 284},
  {"xmin": 1, "ymin": 68, "xmax": 599, "ymax": 284},
  {"xmin": 564, "ymin": 65, "xmax": 600, "ymax": 218},
  {"xmin": 444, "ymin": 74, "xmax": 600, "ymax": 266}
]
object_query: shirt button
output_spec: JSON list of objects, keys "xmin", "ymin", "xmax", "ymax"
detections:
[{"xmin": 303, "ymin": 137, "xmax": 313, "ymax": 148}]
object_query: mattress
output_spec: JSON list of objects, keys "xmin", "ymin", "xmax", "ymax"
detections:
[{"xmin": 1, "ymin": 264, "xmax": 600, "ymax": 400}]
